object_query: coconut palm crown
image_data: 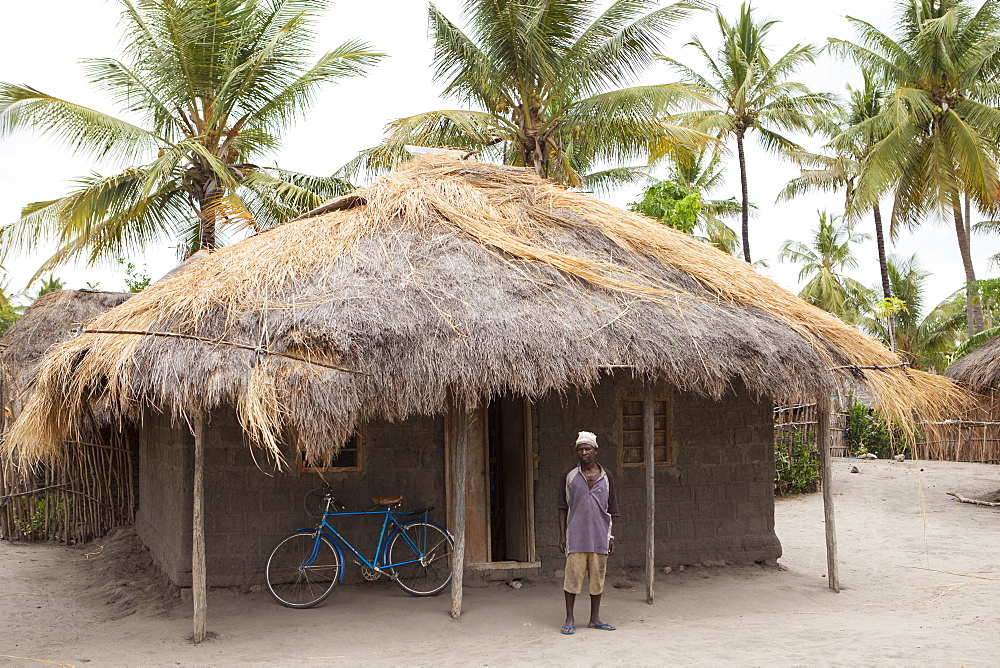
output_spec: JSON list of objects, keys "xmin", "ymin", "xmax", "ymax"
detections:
[
  {"xmin": 779, "ymin": 211, "xmax": 872, "ymax": 322},
  {"xmin": 346, "ymin": 0, "xmax": 710, "ymax": 190},
  {"xmin": 829, "ymin": 0, "xmax": 1000, "ymax": 335},
  {"xmin": 661, "ymin": 2, "xmax": 836, "ymax": 263},
  {"xmin": 780, "ymin": 72, "xmax": 893, "ymax": 299},
  {"xmin": 862, "ymin": 255, "xmax": 965, "ymax": 372},
  {"xmin": 0, "ymin": 0, "xmax": 384, "ymax": 275}
]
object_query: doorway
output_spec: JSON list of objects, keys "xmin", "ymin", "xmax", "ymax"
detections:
[
  {"xmin": 448, "ymin": 397, "xmax": 537, "ymax": 567},
  {"xmin": 487, "ymin": 398, "xmax": 532, "ymax": 562}
]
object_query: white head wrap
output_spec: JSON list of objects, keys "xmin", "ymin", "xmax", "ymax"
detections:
[{"xmin": 575, "ymin": 431, "xmax": 598, "ymax": 448}]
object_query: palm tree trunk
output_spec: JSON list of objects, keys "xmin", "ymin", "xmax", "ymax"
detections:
[
  {"xmin": 953, "ymin": 203, "xmax": 984, "ymax": 335},
  {"xmin": 872, "ymin": 203, "xmax": 891, "ymax": 300},
  {"xmin": 736, "ymin": 131, "xmax": 751, "ymax": 263},
  {"xmin": 197, "ymin": 187, "xmax": 221, "ymax": 252}
]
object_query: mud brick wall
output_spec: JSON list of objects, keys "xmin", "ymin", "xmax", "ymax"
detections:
[
  {"xmin": 138, "ymin": 406, "xmax": 446, "ymax": 588},
  {"xmin": 533, "ymin": 372, "xmax": 781, "ymax": 572},
  {"xmin": 137, "ymin": 372, "xmax": 779, "ymax": 587},
  {"xmin": 135, "ymin": 410, "xmax": 193, "ymax": 585}
]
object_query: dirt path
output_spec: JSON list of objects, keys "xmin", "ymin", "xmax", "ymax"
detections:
[{"xmin": 1, "ymin": 458, "xmax": 998, "ymax": 667}]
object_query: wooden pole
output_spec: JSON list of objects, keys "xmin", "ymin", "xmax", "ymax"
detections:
[
  {"xmin": 643, "ymin": 391, "xmax": 655, "ymax": 605},
  {"xmin": 817, "ymin": 396, "xmax": 840, "ymax": 592},
  {"xmin": 449, "ymin": 401, "xmax": 469, "ymax": 619},
  {"xmin": 192, "ymin": 414, "xmax": 208, "ymax": 642}
]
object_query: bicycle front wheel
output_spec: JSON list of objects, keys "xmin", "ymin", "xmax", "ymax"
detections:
[
  {"xmin": 266, "ymin": 532, "xmax": 341, "ymax": 608},
  {"xmin": 386, "ymin": 520, "xmax": 454, "ymax": 596}
]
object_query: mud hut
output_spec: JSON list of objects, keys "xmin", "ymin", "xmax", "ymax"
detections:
[
  {"xmin": 5, "ymin": 157, "xmax": 958, "ymax": 638},
  {"xmin": 945, "ymin": 337, "xmax": 1000, "ymax": 393},
  {"xmin": 0, "ymin": 290, "xmax": 135, "ymax": 543}
]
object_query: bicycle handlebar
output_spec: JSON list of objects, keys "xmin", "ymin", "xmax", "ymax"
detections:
[{"xmin": 322, "ymin": 487, "xmax": 346, "ymax": 512}]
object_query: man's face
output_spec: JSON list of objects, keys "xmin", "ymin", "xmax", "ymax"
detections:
[{"xmin": 575, "ymin": 443, "xmax": 596, "ymax": 465}]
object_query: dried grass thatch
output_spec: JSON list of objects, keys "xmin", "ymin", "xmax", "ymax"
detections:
[
  {"xmin": 5, "ymin": 157, "xmax": 962, "ymax": 467},
  {"xmin": 945, "ymin": 336, "xmax": 1000, "ymax": 393},
  {"xmin": 0, "ymin": 290, "xmax": 132, "ymax": 417}
]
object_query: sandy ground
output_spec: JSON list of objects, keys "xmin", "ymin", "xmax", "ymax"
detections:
[{"xmin": 1, "ymin": 458, "xmax": 998, "ymax": 667}]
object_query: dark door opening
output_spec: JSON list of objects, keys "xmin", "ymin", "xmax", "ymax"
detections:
[{"xmin": 487, "ymin": 398, "xmax": 530, "ymax": 562}]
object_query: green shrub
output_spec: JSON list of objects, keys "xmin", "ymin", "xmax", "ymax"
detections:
[
  {"xmin": 13, "ymin": 495, "xmax": 67, "ymax": 539},
  {"xmin": 845, "ymin": 401, "xmax": 910, "ymax": 459},
  {"xmin": 774, "ymin": 432, "xmax": 820, "ymax": 496}
]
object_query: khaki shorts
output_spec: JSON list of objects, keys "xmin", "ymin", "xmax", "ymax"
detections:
[{"xmin": 563, "ymin": 552, "xmax": 608, "ymax": 595}]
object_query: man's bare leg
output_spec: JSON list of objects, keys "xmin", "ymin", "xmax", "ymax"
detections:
[
  {"xmin": 588, "ymin": 593, "xmax": 603, "ymax": 626},
  {"xmin": 564, "ymin": 591, "xmax": 576, "ymax": 627}
]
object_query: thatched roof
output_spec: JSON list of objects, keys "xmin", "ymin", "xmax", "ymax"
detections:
[
  {"xmin": 945, "ymin": 336, "xmax": 1000, "ymax": 393},
  {"xmin": 5, "ymin": 157, "xmax": 960, "ymax": 467},
  {"xmin": 0, "ymin": 290, "xmax": 132, "ymax": 416}
]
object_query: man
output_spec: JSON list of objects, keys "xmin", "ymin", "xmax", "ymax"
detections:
[{"xmin": 557, "ymin": 431, "xmax": 620, "ymax": 634}]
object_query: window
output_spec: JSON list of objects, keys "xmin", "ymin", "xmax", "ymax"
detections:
[
  {"xmin": 620, "ymin": 399, "xmax": 670, "ymax": 466},
  {"xmin": 297, "ymin": 432, "xmax": 361, "ymax": 473}
]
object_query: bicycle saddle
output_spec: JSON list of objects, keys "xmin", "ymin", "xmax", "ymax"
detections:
[{"xmin": 371, "ymin": 495, "xmax": 403, "ymax": 506}]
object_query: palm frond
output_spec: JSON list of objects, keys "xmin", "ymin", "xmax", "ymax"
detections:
[{"xmin": 0, "ymin": 83, "xmax": 160, "ymax": 161}]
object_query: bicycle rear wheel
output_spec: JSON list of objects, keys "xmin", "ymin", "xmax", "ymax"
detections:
[
  {"xmin": 266, "ymin": 532, "xmax": 341, "ymax": 608},
  {"xmin": 386, "ymin": 520, "xmax": 454, "ymax": 596}
]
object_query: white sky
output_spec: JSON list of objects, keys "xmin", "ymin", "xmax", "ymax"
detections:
[{"xmin": 0, "ymin": 0, "xmax": 994, "ymax": 310}]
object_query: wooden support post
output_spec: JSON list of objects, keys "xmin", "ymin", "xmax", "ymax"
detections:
[
  {"xmin": 643, "ymin": 391, "xmax": 655, "ymax": 605},
  {"xmin": 450, "ymin": 401, "xmax": 469, "ymax": 619},
  {"xmin": 192, "ymin": 414, "xmax": 208, "ymax": 642},
  {"xmin": 817, "ymin": 397, "xmax": 840, "ymax": 592}
]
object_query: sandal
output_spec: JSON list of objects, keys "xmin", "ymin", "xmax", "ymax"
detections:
[
  {"xmin": 560, "ymin": 625, "xmax": 576, "ymax": 635},
  {"xmin": 587, "ymin": 622, "xmax": 617, "ymax": 631}
]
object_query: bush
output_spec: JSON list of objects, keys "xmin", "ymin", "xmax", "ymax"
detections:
[
  {"xmin": 13, "ymin": 494, "xmax": 67, "ymax": 539},
  {"xmin": 774, "ymin": 432, "xmax": 820, "ymax": 496},
  {"xmin": 844, "ymin": 401, "xmax": 910, "ymax": 459}
]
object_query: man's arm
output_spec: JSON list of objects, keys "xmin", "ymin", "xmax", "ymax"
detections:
[
  {"xmin": 607, "ymin": 473, "xmax": 618, "ymax": 555},
  {"xmin": 557, "ymin": 466, "xmax": 571, "ymax": 553},
  {"xmin": 558, "ymin": 507, "xmax": 568, "ymax": 554}
]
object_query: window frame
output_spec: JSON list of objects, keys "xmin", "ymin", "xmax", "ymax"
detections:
[
  {"xmin": 619, "ymin": 396, "xmax": 672, "ymax": 468},
  {"xmin": 297, "ymin": 430, "xmax": 363, "ymax": 474}
]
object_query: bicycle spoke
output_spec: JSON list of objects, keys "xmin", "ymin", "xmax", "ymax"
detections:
[
  {"xmin": 386, "ymin": 521, "xmax": 454, "ymax": 596},
  {"xmin": 266, "ymin": 533, "xmax": 341, "ymax": 608}
]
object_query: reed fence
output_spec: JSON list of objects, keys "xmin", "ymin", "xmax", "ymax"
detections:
[
  {"xmin": 916, "ymin": 391, "xmax": 1000, "ymax": 464},
  {"xmin": 0, "ymin": 431, "xmax": 137, "ymax": 544},
  {"xmin": 774, "ymin": 402, "xmax": 849, "ymax": 457}
]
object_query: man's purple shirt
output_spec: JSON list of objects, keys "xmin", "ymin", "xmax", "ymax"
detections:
[{"xmin": 557, "ymin": 464, "xmax": 620, "ymax": 555}]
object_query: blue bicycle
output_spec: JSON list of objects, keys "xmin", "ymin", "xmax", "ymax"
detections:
[{"xmin": 265, "ymin": 486, "xmax": 454, "ymax": 608}]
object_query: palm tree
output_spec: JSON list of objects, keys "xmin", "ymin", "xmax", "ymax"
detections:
[
  {"xmin": 778, "ymin": 211, "xmax": 872, "ymax": 322},
  {"xmin": 29, "ymin": 275, "xmax": 65, "ymax": 301},
  {"xmin": 0, "ymin": 282, "xmax": 19, "ymax": 335},
  {"xmin": 779, "ymin": 72, "xmax": 892, "ymax": 299},
  {"xmin": 829, "ymin": 0, "xmax": 1000, "ymax": 336},
  {"xmin": 0, "ymin": 0, "xmax": 383, "ymax": 274},
  {"xmin": 947, "ymin": 276, "xmax": 1000, "ymax": 358},
  {"xmin": 862, "ymin": 255, "xmax": 964, "ymax": 371},
  {"xmin": 347, "ymin": 0, "xmax": 709, "ymax": 190},
  {"xmin": 661, "ymin": 2, "xmax": 835, "ymax": 263}
]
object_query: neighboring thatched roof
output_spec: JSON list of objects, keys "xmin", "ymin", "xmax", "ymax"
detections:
[
  {"xmin": 5, "ymin": 157, "xmax": 960, "ymax": 467},
  {"xmin": 945, "ymin": 336, "xmax": 1000, "ymax": 393},
  {"xmin": 0, "ymin": 290, "xmax": 132, "ymax": 416}
]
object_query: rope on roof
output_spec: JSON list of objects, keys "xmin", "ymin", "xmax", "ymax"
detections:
[
  {"xmin": 831, "ymin": 361, "xmax": 911, "ymax": 378},
  {"xmin": 76, "ymin": 328, "xmax": 366, "ymax": 374}
]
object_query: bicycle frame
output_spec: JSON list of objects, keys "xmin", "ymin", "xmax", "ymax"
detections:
[{"xmin": 298, "ymin": 496, "xmax": 440, "ymax": 580}]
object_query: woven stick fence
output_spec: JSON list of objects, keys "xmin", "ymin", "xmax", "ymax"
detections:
[
  {"xmin": 916, "ymin": 391, "xmax": 1000, "ymax": 464},
  {"xmin": 0, "ymin": 435, "xmax": 137, "ymax": 543},
  {"xmin": 774, "ymin": 403, "xmax": 849, "ymax": 457}
]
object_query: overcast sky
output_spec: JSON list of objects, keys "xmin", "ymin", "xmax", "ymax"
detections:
[{"xmin": 0, "ymin": 0, "xmax": 994, "ymax": 310}]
